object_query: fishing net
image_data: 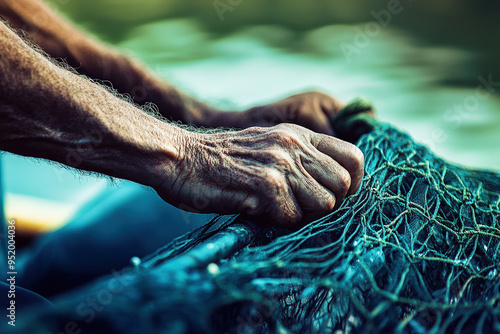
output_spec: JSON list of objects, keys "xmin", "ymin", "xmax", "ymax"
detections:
[{"xmin": 16, "ymin": 100, "xmax": 500, "ymax": 334}]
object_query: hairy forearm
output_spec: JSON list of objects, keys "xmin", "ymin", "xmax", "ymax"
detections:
[
  {"xmin": 69, "ymin": 39, "xmax": 219, "ymax": 126},
  {"xmin": 0, "ymin": 21, "xmax": 184, "ymax": 189},
  {"xmin": 0, "ymin": 0, "xmax": 220, "ymax": 126}
]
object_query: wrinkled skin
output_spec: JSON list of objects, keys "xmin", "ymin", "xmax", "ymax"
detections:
[{"xmin": 158, "ymin": 123, "xmax": 364, "ymax": 228}]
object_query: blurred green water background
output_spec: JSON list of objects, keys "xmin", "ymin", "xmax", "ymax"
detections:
[{"xmin": 3, "ymin": 0, "xmax": 500, "ymax": 232}]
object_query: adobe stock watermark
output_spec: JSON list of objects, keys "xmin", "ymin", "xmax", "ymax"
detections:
[
  {"xmin": 6, "ymin": 220, "xmax": 17, "ymax": 327},
  {"xmin": 340, "ymin": 0, "xmax": 413, "ymax": 63},
  {"xmin": 213, "ymin": 0, "xmax": 244, "ymax": 22},
  {"xmin": 422, "ymin": 74, "xmax": 500, "ymax": 151}
]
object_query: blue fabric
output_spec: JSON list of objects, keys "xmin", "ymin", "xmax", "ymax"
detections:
[{"xmin": 17, "ymin": 180, "xmax": 213, "ymax": 297}]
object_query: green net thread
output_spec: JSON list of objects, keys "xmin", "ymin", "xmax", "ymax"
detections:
[
  {"xmin": 204, "ymin": 121, "xmax": 500, "ymax": 333},
  {"xmin": 19, "ymin": 101, "xmax": 500, "ymax": 334}
]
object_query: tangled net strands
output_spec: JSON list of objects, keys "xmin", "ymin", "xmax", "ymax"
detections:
[{"xmin": 19, "ymin": 101, "xmax": 500, "ymax": 334}]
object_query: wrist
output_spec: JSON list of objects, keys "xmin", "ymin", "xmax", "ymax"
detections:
[
  {"xmin": 72, "ymin": 102, "xmax": 189, "ymax": 191},
  {"xmin": 132, "ymin": 121, "xmax": 189, "ymax": 190}
]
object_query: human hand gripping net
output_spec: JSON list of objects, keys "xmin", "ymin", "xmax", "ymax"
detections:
[{"xmin": 19, "ymin": 100, "xmax": 500, "ymax": 334}]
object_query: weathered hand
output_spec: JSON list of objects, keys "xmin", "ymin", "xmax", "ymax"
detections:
[
  {"xmin": 241, "ymin": 91, "xmax": 345, "ymax": 135},
  {"xmin": 157, "ymin": 123, "xmax": 364, "ymax": 229}
]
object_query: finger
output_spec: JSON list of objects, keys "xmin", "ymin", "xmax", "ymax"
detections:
[
  {"xmin": 299, "ymin": 153, "xmax": 351, "ymax": 208},
  {"xmin": 311, "ymin": 134, "xmax": 364, "ymax": 195},
  {"xmin": 268, "ymin": 181, "xmax": 303, "ymax": 228},
  {"xmin": 240, "ymin": 194, "xmax": 261, "ymax": 215},
  {"xmin": 287, "ymin": 170, "xmax": 337, "ymax": 222},
  {"xmin": 249, "ymin": 167, "xmax": 304, "ymax": 228}
]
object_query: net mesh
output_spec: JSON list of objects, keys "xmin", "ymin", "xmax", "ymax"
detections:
[{"xmin": 18, "ymin": 102, "xmax": 500, "ymax": 334}]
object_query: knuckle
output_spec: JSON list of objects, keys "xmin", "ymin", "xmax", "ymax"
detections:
[
  {"xmin": 337, "ymin": 168, "xmax": 352, "ymax": 196},
  {"xmin": 310, "ymin": 187, "xmax": 336, "ymax": 212},
  {"xmin": 261, "ymin": 168, "xmax": 287, "ymax": 191},
  {"xmin": 347, "ymin": 144, "xmax": 365, "ymax": 173},
  {"xmin": 268, "ymin": 191, "xmax": 302, "ymax": 227},
  {"xmin": 273, "ymin": 122, "xmax": 302, "ymax": 132},
  {"xmin": 312, "ymin": 90, "xmax": 324, "ymax": 98},
  {"xmin": 309, "ymin": 91, "xmax": 331, "ymax": 102},
  {"xmin": 243, "ymin": 196, "xmax": 262, "ymax": 215},
  {"xmin": 272, "ymin": 123, "xmax": 290, "ymax": 131},
  {"xmin": 268, "ymin": 128, "xmax": 299, "ymax": 147},
  {"xmin": 269, "ymin": 150, "xmax": 296, "ymax": 171},
  {"xmin": 242, "ymin": 196, "xmax": 258, "ymax": 211},
  {"xmin": 279, "ymin": 206, "xmax": 302, "ymax": 227},
  {"xmin": 323, "ymin": 194, "xmax": 336, "ymax": 211},
  {"xmin": 268, "ymin": 123, "xmax": 312, "ymax": 146}
]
